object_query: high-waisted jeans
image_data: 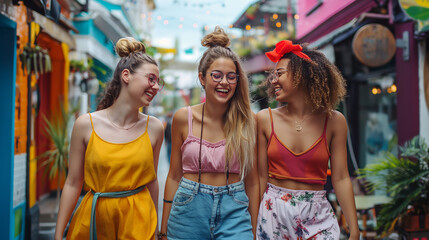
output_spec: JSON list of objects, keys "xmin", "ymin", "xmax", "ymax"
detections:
[{"xmin": 167, "ymin": 177, "xmax": 253, "ymax": 240}]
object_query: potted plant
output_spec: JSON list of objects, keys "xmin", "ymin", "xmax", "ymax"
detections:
[
  {"xmin": 358, "ymin": 136, "xmax": 429, "ymax": 234},
  {"xmin": 38, "ymin": 103, "xmax": 79, "ymax": 213}
]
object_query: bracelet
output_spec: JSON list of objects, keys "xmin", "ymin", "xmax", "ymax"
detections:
[
  {"xmin": 163, "ymin": 199, "xmax": 173, "ymax": 203},
  {"xmin": 157, "ymin": 232, "xmax": 167, "ymax": 239}
]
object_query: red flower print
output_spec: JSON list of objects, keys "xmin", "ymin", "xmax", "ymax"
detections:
[
  {"xmin": 265, "ymin": 199, "xmax": 273, "ymax": 211},
  {"xmin": 281, "ymin": 193, "xmax": 292, "ymax": 202}
]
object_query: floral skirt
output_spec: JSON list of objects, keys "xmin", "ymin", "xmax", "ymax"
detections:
[{"xmin": 257, "ymin": 183, "xmax": 339, "ymax": 240}]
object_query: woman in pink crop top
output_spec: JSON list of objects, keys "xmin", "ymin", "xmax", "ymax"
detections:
[
  {"xmin": 160, "ymin": 27, "xmax": 259, "ymax": 240},
  {"xmin": 256, "ymin": 41, "xmax": 359, "ymax": 240}
]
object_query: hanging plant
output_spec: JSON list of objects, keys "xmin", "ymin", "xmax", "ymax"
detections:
[{"xmin": 18, "ymin": 45, "xmax": 52, "ymax": 77}]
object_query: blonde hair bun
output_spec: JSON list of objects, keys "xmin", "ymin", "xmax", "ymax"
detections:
[
  {"xmin": 201, "ymin": 26, "xmax": 230, "ymax": 48},
  {"xmin": 115, "ymin": 37, "xmax": 146, "ymax": 57}
]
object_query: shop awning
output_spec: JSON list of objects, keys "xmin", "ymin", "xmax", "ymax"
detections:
[
  {"xmin": 232, "ymin": 0, "xmax": 293, "ymax": 30},
  {"xmin": 296, "ymin": 0, "xmax": 378, "ymax": 43}
]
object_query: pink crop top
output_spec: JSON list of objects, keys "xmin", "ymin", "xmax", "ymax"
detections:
[
  {"xmin": 267, "ymin": 108, "xmax": 331, "ymax": 185},
  {"xmin": 181, "ymin": 106, "xmax": 240, "ymax": 174}
]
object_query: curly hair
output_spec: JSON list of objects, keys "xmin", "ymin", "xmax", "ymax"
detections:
[
  {"xmin": 97, "ymin": 37, "xmax": 157, "ymax": 110},
  {"xmin": 265, "ymin": 44, "xmax": 346, "ymax": 113},
  {"xmin": 198, "ymin": 26, "xmax": 255, "ymax": 179}
]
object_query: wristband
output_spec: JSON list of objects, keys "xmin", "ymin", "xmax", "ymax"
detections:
[
  {"xmin": 158, "ymin": 232, "xmax": 167, "ymax": 239},
  {"xmin": 163, "ymin": 199, "xmax": 173, "ymax": 203}
]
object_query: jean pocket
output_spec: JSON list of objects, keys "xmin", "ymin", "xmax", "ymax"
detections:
[
  {"xmin": 173, "ymin": 185, "xmax": 195, "ymax": 206},
  {"xmin": 232, "ymin": 190, "xmax": 249, "ymax": 206}
]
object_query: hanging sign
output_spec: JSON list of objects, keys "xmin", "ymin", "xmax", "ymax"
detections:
[{"xmin": 352, "ymin": 24, "xmax": 396, "ymax": 67}]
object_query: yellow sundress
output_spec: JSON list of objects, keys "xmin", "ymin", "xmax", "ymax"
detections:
[{"xmin": 66, "ymin": 113, "xmax": 157, "ymax": 240}]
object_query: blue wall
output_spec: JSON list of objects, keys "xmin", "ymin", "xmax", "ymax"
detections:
[
  {"xmin": 73, "ymin": 18, "xmax": 115, "ymax": 55},
  {"xmin": 0, "ymin": 13, "xmax": 17, "ymax": 240}
]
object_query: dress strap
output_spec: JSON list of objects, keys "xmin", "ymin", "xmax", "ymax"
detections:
[
  {"xmin": 88, "ymin": 112, "xmax": 94, "ymax": 130},
  {"xmin": 322, "ymin": 115, "xmax": 329, "ymax": 137},
  {"xmin": 145, "ymin": 115, "xmax": 150, "ymax": 132},
  {"xmin": 268, "ymin": 107, "xmax": 275, "ymax": 132},
  {"xmin": 187, "ymin": 106, "xmax": 193, "ymax": 136}
]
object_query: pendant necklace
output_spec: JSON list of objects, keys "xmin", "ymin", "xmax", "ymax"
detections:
[
  {"xmin": 284, "ymin": 105, "xmax": 309, "ymax": 132},
  {"xmin": 106, "ymin": 109, "xmax": 139, "ymax": 130},
  {"xmin": 294, "ymin": 114, "xmax": 310, "ymax": 132},
  {"xmin": 294, "ymin": 119, "xmax": 305, "ymax": 132}
]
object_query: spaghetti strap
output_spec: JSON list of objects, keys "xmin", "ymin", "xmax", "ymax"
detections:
[
  {"xmin": 268, "ymin": 108, "xmax": 275, "ymax": 132},
  {"xmin": 322, "ymin": 115, "xmax": 329, "ymax": 137},
  {"xmin": 89, "ymin": 112, "xmax": 94, "ymax": 130},
  {"xmin": 145, "ymin": 115, "xmax": 150, "ymax": 132},
  {"xmin": 187, "ymin": 106, "xmax": 193, "ymax": 136}
]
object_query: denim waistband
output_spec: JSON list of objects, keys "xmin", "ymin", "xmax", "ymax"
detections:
[
  {"xmin": 266, "ymin": 183, "xmax": 326, "ymax": 200},
  {"xmin": 179, "ymin": 177, "xmax": 244, "ymax": 195}
]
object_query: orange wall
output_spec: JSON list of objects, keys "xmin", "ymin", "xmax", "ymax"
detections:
[{"xmin": 14, "ymin": 4, "xmax": 29, "ymax": 156}]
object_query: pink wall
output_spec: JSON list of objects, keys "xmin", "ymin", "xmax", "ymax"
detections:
[{"xmin": 296, "ymin": 0, "xmax": 377, "ymax": 42}]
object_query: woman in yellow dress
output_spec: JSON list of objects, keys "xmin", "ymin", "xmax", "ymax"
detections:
[{"xmin": 54, "ymin": 37, "xmax": 164, "ymax": 240}]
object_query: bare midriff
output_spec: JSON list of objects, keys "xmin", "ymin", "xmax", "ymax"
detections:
[
  {"xmin": 184, "ymin": 173, "xmax": 241, "ymax": 186},
  {"xmin": 268, "ymin": 178, "xmax": 324, "ymax": 191}
]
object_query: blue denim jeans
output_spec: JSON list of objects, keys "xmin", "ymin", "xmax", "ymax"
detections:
[{"xmin": 167, "ymin": 177, "xmax": 253, "ymax": 240}]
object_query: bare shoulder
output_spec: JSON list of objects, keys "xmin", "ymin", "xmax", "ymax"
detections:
[
  {"xmin": 74, "ymin": 113, "xmax": 93, "ymax": 132},
  {"xmin": 172, "ymin": 107, "xmax": 188, "ymax": 126},
  {"xmin": 148, "ymin": 115, "xmax": 164, "ymax": 133},
  {"xmin": 256, "ymin": 108, "xmax": 271, "ymax": 124},
  {"xmin": 328, "ymin": 110, "xmax": 347, "ymax": 133}
]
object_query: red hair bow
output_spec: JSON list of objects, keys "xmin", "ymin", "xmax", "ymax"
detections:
[{"xmin": 265, "ymin": 40, "xmax": 311, "ymax": 62}]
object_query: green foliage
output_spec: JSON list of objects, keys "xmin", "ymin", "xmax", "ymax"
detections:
[
  {"xmin": 357, "ymin": 136, "xmax": 429, "ymax": 233},
  {"xmin": 146, "ymin": 46, "xmax": 158, "ymax": 57},
  {"xmin": 38, "ymin": 103, "xmax": 79, "ymax": 181}
]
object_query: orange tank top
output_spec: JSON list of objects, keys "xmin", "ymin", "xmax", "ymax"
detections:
[{"xmin": 267, "ymin": 108, "xmax": 330, "ymax": 185}]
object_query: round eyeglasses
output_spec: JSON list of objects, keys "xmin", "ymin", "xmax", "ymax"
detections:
[
  {"xmin": 210, "ymin": 70, "xmax": 238, "ymax": 85},
  {"xmin": 136, "ymin": 72, "xmax": 164, "ymax": 90},
  {"xmin": 268, "ymin": 70, "xmax": 288, "ymax": 84}
]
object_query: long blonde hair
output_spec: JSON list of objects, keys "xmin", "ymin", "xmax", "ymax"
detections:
[{"xmin": 199, "ymin": 26, "xmax": 255, "ymax": 178}]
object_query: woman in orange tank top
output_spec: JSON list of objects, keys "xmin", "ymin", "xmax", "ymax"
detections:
[
  {"xmin": 256, "ymin": 41, "xmax": 359, "ymax": 240},
  {"xmin": 54, "ymin": 37, "xmax": 164, "ymax": 240}
]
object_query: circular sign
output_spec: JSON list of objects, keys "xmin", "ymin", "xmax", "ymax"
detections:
[{"xmin": 352, "ymin": 24, "xmax": 396, "ymax": 67}]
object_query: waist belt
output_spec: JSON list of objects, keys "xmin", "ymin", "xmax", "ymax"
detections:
[{"xmin": 89, "ymin": 185, "xmax": 146, "ymax": 240}]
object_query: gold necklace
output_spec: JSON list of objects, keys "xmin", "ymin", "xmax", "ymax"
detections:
[
  {"xmin": 294, "ymin": 119, "xmax": 305, "ymax": 132},
  {"xmin": 294, "ymin": 113, "xmax": 312, "ymax": 132},
  {"xmin": 284, "ymin": 105, "xmax": 309, "ymax": 132},
  {"xmin": 106, "ymin": 109, "xmax": 139, "ymax": 130}
]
